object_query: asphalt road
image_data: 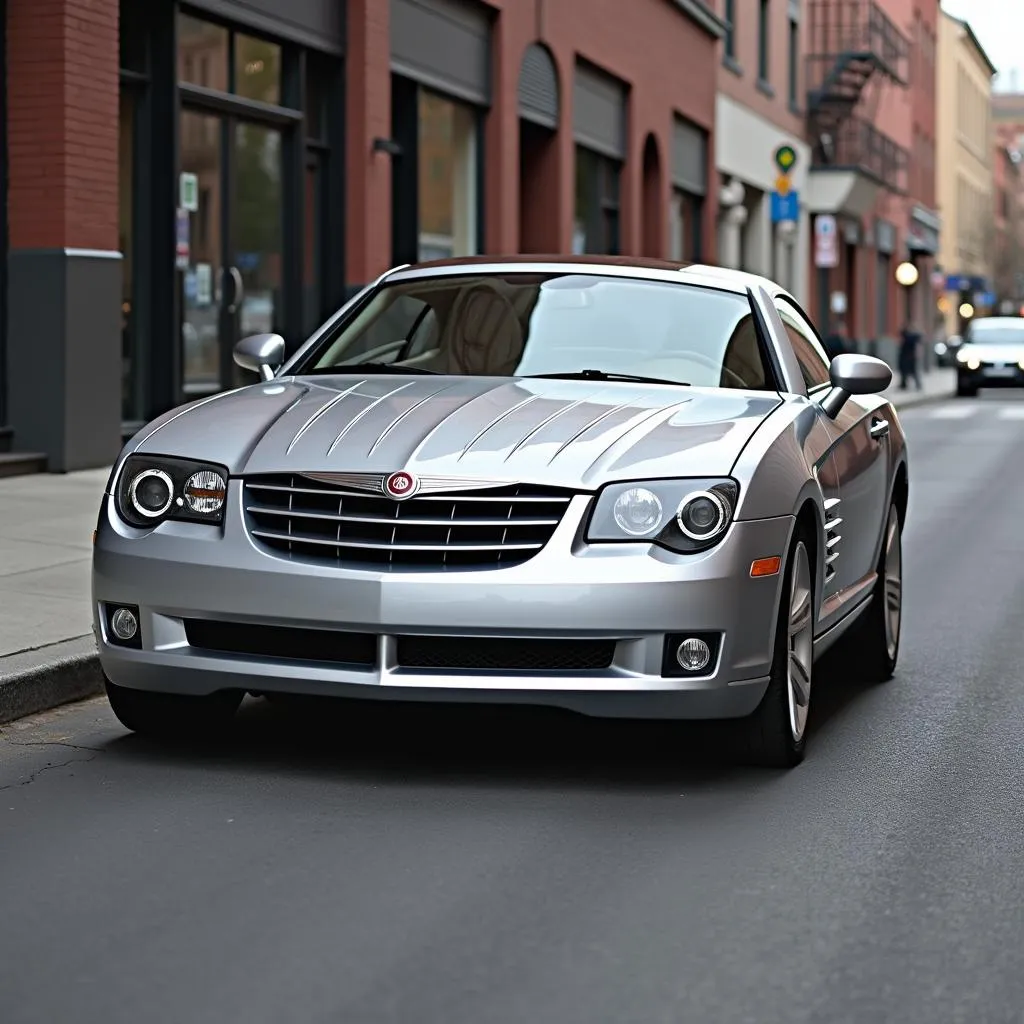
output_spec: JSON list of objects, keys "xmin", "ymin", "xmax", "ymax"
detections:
[{"xmin": 4, "ymin": 391, "xmax": 1024, "ymax": 1024}]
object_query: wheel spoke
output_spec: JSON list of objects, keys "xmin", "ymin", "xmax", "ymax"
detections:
[
  {"xmin": 885, "ymin": 576, "xmax": 902, "ymax": 611},
  {"xmin": 789, "ymin": 652, "xmax": 810, "ymax": 706},
  {"xmin": 789, "ymin": 588, "xmax": 812, "ymax": 636}
]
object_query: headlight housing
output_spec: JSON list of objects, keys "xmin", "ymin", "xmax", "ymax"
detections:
[
  {"xmin": 586, "ymin": 478, "xmax": 739, "ymax": 553},
  {"xmin": 115, "ymin": 454, "xmax": 229, "ymax": 528}
]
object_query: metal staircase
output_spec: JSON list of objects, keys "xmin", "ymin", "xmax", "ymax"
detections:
[{"xmin": 805, "ymin": 0, "xmax": 910, "ymax": 191}]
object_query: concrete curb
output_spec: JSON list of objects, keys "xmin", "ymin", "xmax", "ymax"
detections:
[{"xmin": 0, "ymin": 635, "xmax": 103, "ymax": 725}]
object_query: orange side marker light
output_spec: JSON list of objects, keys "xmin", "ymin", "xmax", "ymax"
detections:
[{"xmin": 750, "ymin": 556, "xmax": 781, "ymax": 578}]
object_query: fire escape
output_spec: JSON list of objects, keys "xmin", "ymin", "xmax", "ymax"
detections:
[{"xmin": 805, "ymin": 0, "xmax": 910, "ymax": 192}]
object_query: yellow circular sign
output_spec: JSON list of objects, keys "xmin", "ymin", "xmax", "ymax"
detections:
[
  {"xmin": 775, "ymin": 174, "xmax": 791, "ymax": 196},
  {"xmin": 774, "ymin": 145, "xmax": 797, "ymax": 172}
]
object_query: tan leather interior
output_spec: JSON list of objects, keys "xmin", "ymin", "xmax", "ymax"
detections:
[{"xmin": 440, "ymin": 282, "xmax": 525, "ymax": 375}]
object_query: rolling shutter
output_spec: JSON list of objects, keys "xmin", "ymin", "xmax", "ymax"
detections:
[
  {"xmin": 518, "ymin": 43, "xmax": 559, "ymax": 129},
  {"xmin": 187, "ymin": 0, "xmax": 344, "ymax": 53},
  {"xmin": 572, "ymin": 62, "xmax": 626, "ymax": 160},
  {"xmin": 390, "ymin": 0, "xmax": 491, "ymax": 106},
  {"xmin": 672, "ymin": 116, "xmax": 708, "ymax": 195}
]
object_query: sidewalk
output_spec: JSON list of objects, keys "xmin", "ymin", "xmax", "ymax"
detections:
[{"xmin": 0, "ymin": 366, "xmax": 956, "ymax": 722}]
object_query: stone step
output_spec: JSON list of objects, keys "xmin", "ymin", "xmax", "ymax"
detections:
[{"xmin": 0, "ymin": 452, "xmax": 48, "ymax": 478}]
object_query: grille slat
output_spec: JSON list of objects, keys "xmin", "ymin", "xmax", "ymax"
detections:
[
  {"xmin": 246, "ymin": 481, "xmax": 570, "ymax": 504},
  {"xmin": 244, "ymin": 475, "xmax": 573, "ymax": 569},
  {"xmin": 245, "ymin": 504, "xmax": 561, "ymax": 528}
]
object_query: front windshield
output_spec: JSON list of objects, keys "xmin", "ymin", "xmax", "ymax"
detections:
[
  {"xmin": 297, "ymin": 272, "xmax": 774, "ymax": 390},
  {"xmin": 966, "ymin": 321, "xmax": 1024, "ymax": 345}
]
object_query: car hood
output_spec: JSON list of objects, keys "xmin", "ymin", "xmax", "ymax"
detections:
[
  {"xmin": 129, "ymin": 375, "xmax": 782, "ymax": 489},
  {"xmin": 959, "ymin": 342, "xmax": 1024, "ymax": 362}
]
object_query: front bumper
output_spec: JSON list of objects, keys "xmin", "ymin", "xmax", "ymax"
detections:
[
  {"xmin": 92, "ymin": 485, "xmax": 795, "ymax": 721},
  {"xmin": 958, "ymin": 362, "xmax": 1024, "ymax": 386}
]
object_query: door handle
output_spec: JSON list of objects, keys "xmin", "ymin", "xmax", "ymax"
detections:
[
  {"xmin": 869, "ymin": 417, "xmax": 889, "ymax": 440},
  {"xmin": 225, "ymin": 266, "xmax": 244, "ymax": 314}
]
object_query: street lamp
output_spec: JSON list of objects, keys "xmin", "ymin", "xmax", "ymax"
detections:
[{"xmin": 895, "ymin": 261, "xmax": 919, "ymax": 323}]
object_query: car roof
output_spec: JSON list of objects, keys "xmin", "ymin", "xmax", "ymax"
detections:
[
  {"xmin": 971, "ymin": 316, "xmax": 1024, "ymax": 326},
  {"xmin": 382, "ymin": 254, "xmax": 786, "ymax": 298}
]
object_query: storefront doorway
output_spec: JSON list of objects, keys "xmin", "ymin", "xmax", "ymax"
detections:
[
  {"xmin": 179, "ymin": 110, "xmax": 285, "ymax": 396},
  {"xmin": 118, "ymin": 1, "xmax": 344, "ymax": 429}
]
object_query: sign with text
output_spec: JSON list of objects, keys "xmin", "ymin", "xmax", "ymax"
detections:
[
  {"xmin": 814, "ymin": 214, "xmax": 839, "ymax": 268},
  {"xmin": 179, "ymin": 172, "xmax": 199, "ymax": 213},
  {"xmin": 175, "ymin": 208, "xmax": 190, "ymax": 270},
  {"xmin": 771, "ymin": 190, "xmax": 799, "ymax": 223}
]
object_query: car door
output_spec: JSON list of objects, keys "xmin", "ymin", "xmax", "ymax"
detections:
[{"xmin": 774, "ymin": 297, "xmax": 889, "ymax": 612}]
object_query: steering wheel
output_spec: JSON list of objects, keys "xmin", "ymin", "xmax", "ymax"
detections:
[{"xmin": 633, "ymin": 350, "xmax": 750, "ymax": 389}]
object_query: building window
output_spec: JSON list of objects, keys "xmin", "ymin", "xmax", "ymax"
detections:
[
  {"xmin": 787, "ymin": 17, "xmax": 799, "ymax": 108},
  {"xmin": 669, "ymin": 190, "xmax": 703, "ymax": 262},
  {"xmin": 724, "ymin": 0, "xmax": 736, "ymax": 61},
  {"xmin": 574, "ymin": 147, "xmax": 621, "ymax": 255},
  {"xmin": 758, "ymin": 0, "xmax": 770, "ymax": 82},
  {"xmin": 417, "ymin": 89, "xmax": 479, "ymax": 261}
]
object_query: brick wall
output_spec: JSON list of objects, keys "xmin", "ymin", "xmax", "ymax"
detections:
[
  {"xmin": 7, "ymin": 0, "xmax": 119, "ymax": 251},
  {"xmin": 345, "ymin": 0, "xmax": 720, "ymax": 281}
]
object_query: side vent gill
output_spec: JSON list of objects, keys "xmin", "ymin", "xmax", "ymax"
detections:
[{"xmin": 823, "ymin": 497, "xmax": 842, "ymax": 584}]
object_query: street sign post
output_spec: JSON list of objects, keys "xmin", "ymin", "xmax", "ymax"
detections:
[{"xmin": 814, "ymin": 214, "xmax": 839, "ymax": 268}]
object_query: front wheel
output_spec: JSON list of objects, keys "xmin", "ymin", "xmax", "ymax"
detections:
[
  {"xmin": 104, "ymin": 677, "xmax": 242, "ymax": 739},
  {"xmin": 741, "ymin": 528, "xmax": 815, "ymax": 769},
  {"xmin": 828, "ymin": 503, "xmax": 903, "ymax": 683},
  {"xmin": 956, "ymin": 375, "xmax": 977, "ymax": 397}
]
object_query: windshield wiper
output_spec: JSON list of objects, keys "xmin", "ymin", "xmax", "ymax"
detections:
[
  {"xmin": 302, "ymin": 362, "xmax": 441, "ymax": 375},
  {"xmin": 523, "ymin": 369, "xmax": 689, "ymax": 386}
]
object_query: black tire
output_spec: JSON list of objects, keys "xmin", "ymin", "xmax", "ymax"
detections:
[
  {"xmin": 826, "ymin": 502, "xmax": 902, "ymax": 684},
  {"xmin": 104, "ymin": 676, "xmax": 242, "ymax": 739},
  {"xmin": 741, "ymin": 526, "xmax": 815, "ymax": 769},
  {"xmin": 956, "ymin": 376, "xmax": 977, "ymax": 397}
]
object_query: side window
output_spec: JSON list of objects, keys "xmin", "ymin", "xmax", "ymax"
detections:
[{"xmin": 775, "ymin": 298, "xmax": 832, "ymax": 390}]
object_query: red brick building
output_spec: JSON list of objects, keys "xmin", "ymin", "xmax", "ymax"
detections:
[
  {"xmin": 0, "ymin": 0, "xmax": 724, "ymax": 473},
  {"xmin": 994, "ymin": 94, "xmax": 1024, "ymax": 309},
  {"xmin": 803, "ymin": 0, "xmax": 940, "ymax": 365}
]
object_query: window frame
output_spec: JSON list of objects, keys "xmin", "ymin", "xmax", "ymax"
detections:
[
  {"xmin": 774, "ymin": 295, "xmax": 833, "ymax": 392},
  {"xmin": 757, "ymin": 0, "xmax": 770, "ymax": 83}
]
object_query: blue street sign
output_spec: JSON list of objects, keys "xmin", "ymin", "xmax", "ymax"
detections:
[{"xmin": 770, "ymin": 190, "xmax": 800, "ymax": 223}]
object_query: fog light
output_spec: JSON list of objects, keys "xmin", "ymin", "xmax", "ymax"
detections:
[
  {"xmin": 676, "ymin": 637, "xmax": 711, "ymax": 672},
  {"xmin": 110, "ymin": 607, "xmax": 138, "ymax": 642}
]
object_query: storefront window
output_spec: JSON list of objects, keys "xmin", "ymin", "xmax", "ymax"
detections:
[
  {"xmin": 417, "ymin": 90, "xmax": 478, "ymax": 261},
  {"xmin": 177, "ymin": 15, "xmax": 228, "ymax": 92},
  {"xmin": 235, "ymin": 34, "xmax": 281, "ymax": 105},
  {"xmin": 574, "ymin": 147, "xmax": 621, "ymax": 255}
]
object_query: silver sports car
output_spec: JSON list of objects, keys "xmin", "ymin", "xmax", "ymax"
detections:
[{"xmin": 92, "ymin": 256, "xmax": 908, "ymax": 767}]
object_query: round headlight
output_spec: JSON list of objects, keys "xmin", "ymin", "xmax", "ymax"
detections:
[
  {"xmin": 130, "ymin": 469, "xmax": 174, "ymax": 519},
  {"xmin": 612, "ymin": 487, "xmax": 664, "ymax": 536},
  {"xmin": 184, "ymin": 470, "xmax": 227, "ymax": 514},
  {"xmin": 676, "ymin": 490, "xmax": 729, "ymax": 541}
]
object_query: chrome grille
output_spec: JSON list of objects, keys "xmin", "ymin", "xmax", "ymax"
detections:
[{"xmin": 243, "ymin": 474, "xmax": 574, "ymax": 569}]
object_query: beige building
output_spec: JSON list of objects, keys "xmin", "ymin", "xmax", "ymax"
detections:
[{"xmin": 936, "ymin": 11, "xmax": 998, "ymax": 334}]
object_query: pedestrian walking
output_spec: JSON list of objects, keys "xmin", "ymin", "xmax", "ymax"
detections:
[
  {"xmin": 898, "ymin": 320, "xmax": 922, "ymax": 390},
  {"xmin": 823, "ymin": 320, "xmax": 848, "ymax": 361}
]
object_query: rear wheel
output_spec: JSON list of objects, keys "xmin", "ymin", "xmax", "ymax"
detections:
[
  {"xmin": 741, "ymin": 528, "xmax": 814, "ymax": 769},
  {"xmin": 104, "ymin": 676, "xmax": 242, "ymax": 739}
]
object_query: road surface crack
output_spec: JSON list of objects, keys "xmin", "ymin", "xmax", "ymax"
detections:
[
  {"xmin": 1, "ymin": 739, "xmax": 103, "ymax": 753},
  {"xmin": 0, "ymin": 754, "xmax": 97, "ymax": 791}
]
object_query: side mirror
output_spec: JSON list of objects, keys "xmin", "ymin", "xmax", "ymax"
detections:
[
  {"xmin": 821, "ymin": 353, "xmax": 892, "ymax": 418},
  {"xmin": 233, "ymin": 333, "xmax": 285, "ymax": 382}
]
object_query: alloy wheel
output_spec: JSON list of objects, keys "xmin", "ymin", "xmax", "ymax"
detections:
[
  {"xmin": 785, "ymin": 541, "xmax": 814, "ymax": 742},
  {"xmin": 883, "ymin": 507, "xmax": 902, "ymax": 660}
]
